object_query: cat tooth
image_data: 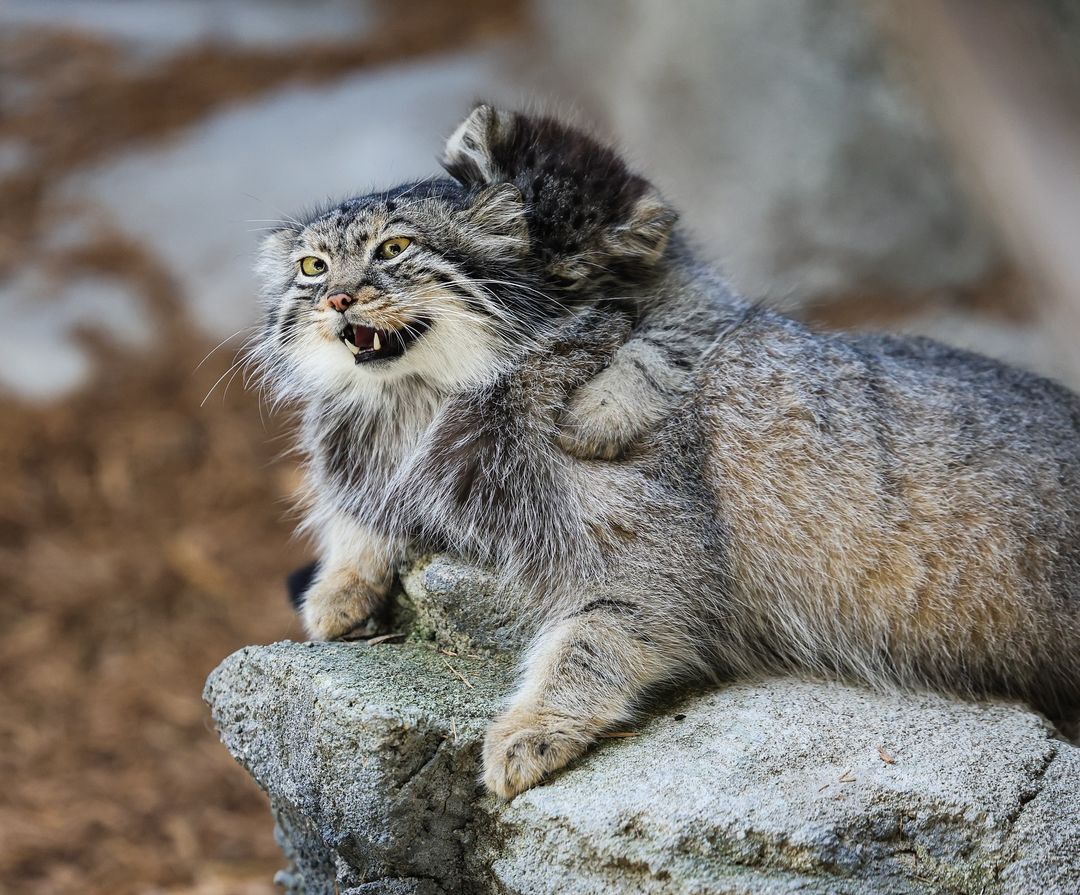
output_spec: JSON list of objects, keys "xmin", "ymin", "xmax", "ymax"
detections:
[
  {"xmin": 343, "ymin": 338, "xmax": 359, "ymax": 356},
  {"xmin": 373, "ymin": 331, "xmax": 382, "ymax": 352}
]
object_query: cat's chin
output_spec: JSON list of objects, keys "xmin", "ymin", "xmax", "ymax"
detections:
[{"xmin": 339, "ymin": 318, "xmax": 431, "ymax": 366}]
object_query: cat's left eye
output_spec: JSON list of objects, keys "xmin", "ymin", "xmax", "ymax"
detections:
[
  {"xmin": 299, "ymin": 256, "xmax": 327, "ymax": 276},
  {"xmin": 377, "ymin": 237, "xmax": 412, "ymax": 260}
]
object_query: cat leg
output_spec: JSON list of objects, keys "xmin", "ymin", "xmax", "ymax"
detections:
[
  {"xmin": 483, "ymin": 599, "xmax": 692, "ymax": 798},
  {"xmin": 301, "ymin": 512, "xmax": 397, "ymax": 641}
]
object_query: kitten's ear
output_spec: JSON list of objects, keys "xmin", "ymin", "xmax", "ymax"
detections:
[
  {"xmin": 551, "ymin": 188, "xmax": 678, "ymax": 285},
  {"xmin": 444, "ymin": 104, "xmax": 676, "ymax": 278},
  {"xmin": 603, "ymin": 188, "xmax": 678, "ymax": 265},
  {"xmin": 442, "ymin": 103, "xmax": 512, "ymax": 186},
  {"xmin": 461, "ymin": 182, "xmax": 529, "ymax": 256}
]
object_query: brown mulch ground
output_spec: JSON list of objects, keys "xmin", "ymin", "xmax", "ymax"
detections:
[
  {"xmin": 0, "ymin": 300, "xmax": 306, "ymax": 895},
  {"xmin": 0, "ymin": 3, "xmax": 524, "ymax": 893}
]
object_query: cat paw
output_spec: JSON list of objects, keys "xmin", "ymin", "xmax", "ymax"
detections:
[
  {"xmin": 300, "ymin": 570, "xmax": 388, "ymax": 641},
  {"xmin": 482, "ymin": 709, "xmax": 592, "ymax": 798},
  {"xmin": 557, "ymin": 370, "xmax": 641, "ymax": 460}
]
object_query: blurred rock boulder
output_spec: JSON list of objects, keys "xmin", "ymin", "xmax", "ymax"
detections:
[{"xmin": 528, "ymin": 0, "xmax": 997, "ymax": 307}]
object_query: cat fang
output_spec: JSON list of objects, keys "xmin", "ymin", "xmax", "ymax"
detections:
[{"xmin": 339, "ymin": 320, "xmax": 430, "ymax": 365}]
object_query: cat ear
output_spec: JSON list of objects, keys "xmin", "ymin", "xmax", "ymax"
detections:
[
  {"xmin": 444, "ymin": 104, "xmax": 676, "ymax": 277},
  {"xmin": 442, "ymin": 103, "xmax": 512, "ymax": 186},
  {"xmin": 550, "ymin": 188, "xmax": 678, "ymax": 286},
  {"xmin": 461, "ymin": 182, "xmax": 530, "ymax": 256},
  {"xmin": 259, "ymin": 228, "xmax": 296, "ymax": 258},
  {"xmin": 255, "ymin": 228, "xmax": 298, "ymax": 284},
  {"xmin": 602, "ymin": 188, "xmax": 678, "ymax": 264}
]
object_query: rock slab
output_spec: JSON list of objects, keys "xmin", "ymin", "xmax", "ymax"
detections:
[{"xmin": 204, "ymin": 559, "xmax": 1080, "ymax": 894}]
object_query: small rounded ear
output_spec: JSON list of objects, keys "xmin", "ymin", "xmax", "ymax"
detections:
[
  {"xmin": 550, "ymin": 188, "xmax": 678, "ymax": 287},
  {"xmin": 254, "ymin": 227, "xmax": 298, "ymax": 285},
  {"xmin": 442, "ymin": 103, "xmax": 513, "ymax": 186},
  {"xmin": 259, "ymin": 227, "xmax": 297, "ymax": 257},
  {"xmin": 602, "ymin": 189, "xmax": 678, "ymax": 264},
  {"xmin": 461, "ymin": 182, "xmax": 529, "ymax": 256}
]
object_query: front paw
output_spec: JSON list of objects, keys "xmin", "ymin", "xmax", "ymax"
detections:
[
  {"xmin": 558, "ymin": 369, "xmax": 644, "ymax": 460},
  {"xmin": 301, "ymin": 569, "xmax": 388, "ymax": 641},
  {"xmin": 482, "ymin": 708, "xmax": 593, "ymax": 799}
]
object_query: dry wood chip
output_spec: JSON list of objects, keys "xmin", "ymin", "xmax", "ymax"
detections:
[
  {"xmin": 366, "ymin": 633, "xmax": 406, "ymax": 646},
  {"xmin": 441, "ymin": 657, "xmax": 474, "ymax": 689}
]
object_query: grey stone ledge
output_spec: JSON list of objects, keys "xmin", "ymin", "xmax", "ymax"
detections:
[{"xmin": 205, "ymin": 558, "xmax": 1080, "ymax": 894}]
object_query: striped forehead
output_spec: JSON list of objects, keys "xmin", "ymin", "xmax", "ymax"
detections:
[{"xmin": 305, "ymin": 203, "xmax": 392, "ymax": 256}]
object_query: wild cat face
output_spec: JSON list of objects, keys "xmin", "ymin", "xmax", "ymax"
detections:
[
  {"xmin": 253, "ymin": 104, "xmax": 678, "ymax": 402},
  {"xmin": 254, "ymin": 177, "xmax": 538, "ymax": 398}
]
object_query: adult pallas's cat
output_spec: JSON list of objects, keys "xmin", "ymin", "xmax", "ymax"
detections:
[{"xmin": 254, "ymin": 105, "xmax": 1080, "ymax": 797}]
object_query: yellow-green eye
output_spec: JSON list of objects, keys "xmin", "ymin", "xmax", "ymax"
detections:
[
  {"xmin": 377, "ymin": 236, "xmax": 412, "ymax": 260},
  {"xmin": 299, "ymin": 256, "xmax": 327, "ymax": 276}
]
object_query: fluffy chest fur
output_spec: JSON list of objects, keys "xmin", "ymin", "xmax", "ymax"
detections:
[{"xmin": 305, "ymin": 380, "xmax": 445, "ymax": 523}]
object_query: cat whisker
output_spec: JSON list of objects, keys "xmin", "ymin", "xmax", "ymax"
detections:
[
  {"xmin": 241, "ymin": 193, "xmax": 305, "ymax": 230},
  {"xmin": 194, "ymin": 328, "xmax": 248, "ymax": 372},
  {"xmin": 389, "ymin": 175, "xmax": 437, "ymax": 202},
  {"xmin": 200, "ymin": 354, "xmax": 248, "ymax": 407}
]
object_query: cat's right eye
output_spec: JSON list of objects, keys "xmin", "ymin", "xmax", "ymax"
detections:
[
  {"xmin": 377, "ymin": 237, "xmax": 412, "ymax": 260},
  {"xmin": 299, "ymin": 256, "xmax": 327, "ymax": 277}
]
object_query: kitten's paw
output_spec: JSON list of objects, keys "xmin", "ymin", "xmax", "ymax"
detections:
[
  {"xmin": 482, "ymin": 709, "xmax": 592, "ymax": 799},
  {"xmin": 301, "ymin": 569, "xmax": 388, "ymax": 641},
  {"xmin": 558, "ymin": 368, "xmax": 644, "ymax": 460}
]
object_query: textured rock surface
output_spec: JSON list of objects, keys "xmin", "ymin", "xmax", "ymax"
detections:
[
  {"xmin": 399, "ymin": 555, "xmax": 526, "ymax": 653},
  {"xmin": 205, "ymin": 557, "xmax": 1080, "ymax": 894}
]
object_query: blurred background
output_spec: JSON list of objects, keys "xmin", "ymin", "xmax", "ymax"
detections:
[{"xmin": 2, "ymin": 1, "xmax": 1079, "ymax": 892}]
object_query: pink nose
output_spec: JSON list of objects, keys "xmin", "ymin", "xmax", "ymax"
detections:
[{"xmin": 327, "ymin": 292, "xmax": 355, "ymax": 312}]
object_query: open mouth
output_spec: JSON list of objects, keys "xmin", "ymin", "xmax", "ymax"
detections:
[{"xmin": 340, "ymin": 319, "xmax": 430, "ymax": 365}]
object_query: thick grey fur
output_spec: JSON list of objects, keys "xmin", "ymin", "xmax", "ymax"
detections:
[{"xmin": 251, "ymin": 104, "xmax": 1080, "ymax": 798}]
